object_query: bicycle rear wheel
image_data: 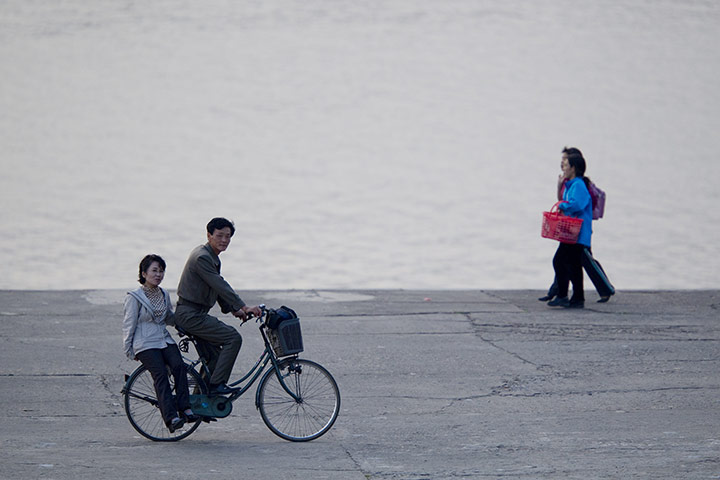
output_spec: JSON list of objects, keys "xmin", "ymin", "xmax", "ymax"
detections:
[
  {"xmin": 257, "ymin": 358, "xmax": 340, "ymax": 442},
  {"xmin": 123, "ymin": 364, "xmax": 206, "ymax": 442}
]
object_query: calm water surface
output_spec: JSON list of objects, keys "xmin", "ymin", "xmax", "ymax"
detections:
[{"xmin": 1, "ymin": 1, "xmax": 718, "ymax": 290}]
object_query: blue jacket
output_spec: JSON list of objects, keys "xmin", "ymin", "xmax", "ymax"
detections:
[{"xmin": 559, "ymin": 177, "xmax": 593, "ymax": 246}]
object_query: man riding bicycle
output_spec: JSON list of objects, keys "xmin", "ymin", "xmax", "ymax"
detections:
[{"xmin": 174, "ymin": 217, "xmax": 262, "ymax": 394}]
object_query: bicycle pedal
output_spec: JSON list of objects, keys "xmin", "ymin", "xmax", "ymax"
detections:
[{"xmin": 200, "ymin": 416, "xmax": 217, "ymax": 423}]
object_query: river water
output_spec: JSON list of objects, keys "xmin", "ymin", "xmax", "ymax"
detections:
[{"xmin": 1, "ymin": 0, "xmax": 718, "ymax": 291}]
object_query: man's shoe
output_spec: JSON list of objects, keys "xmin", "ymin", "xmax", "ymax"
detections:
[
  {"xmin": 547, "ymin": 296, "xmax": 569, "ymax": 307},
  {"xmin": 209, "ymin": 383, "xmax": 235, "ymax": 395},
  {"xmin": 564, "ymin": 300, "xmax": 585, "ymax": 309},
  {"xmin": 168, "ymin": 416, "xmax": 185, "ymax": 433},
  {"xmin": 538, "ymin": 295, "xmax": 553, "ymax": 302}
]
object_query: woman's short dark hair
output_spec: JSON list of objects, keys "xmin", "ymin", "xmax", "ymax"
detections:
[
  {"xmin": 562, "ymin": 146, "xmax": 583, "ymax": 157},
  {"xmin": 206, "ymin": 217, "xmax": 235, "ymax": 236},
  {"xmin": 138, "ymin": 254, "xmax": 166, "ymax": 284}
]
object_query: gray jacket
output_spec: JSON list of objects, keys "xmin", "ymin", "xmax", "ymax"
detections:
[
  {"xmin": 177, "ymin": 243, "xmax": 246, "ymax": 313},
  {"xmin": 122, "ymin": 287, "xmax": 176, "ymax": 359}
]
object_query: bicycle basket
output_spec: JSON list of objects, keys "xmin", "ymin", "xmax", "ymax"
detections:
[{"xmin": 268, "ymin": 317, "xmax": 304, "ymax": 357}]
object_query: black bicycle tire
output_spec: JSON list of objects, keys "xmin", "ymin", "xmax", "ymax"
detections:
[
  {"xmin": 257, "ymin": 358, "xmax": 340, "ymax": 442},
  {"xmin": 123, "ymin": 364, "xmax": 205, "ymax": 442}
]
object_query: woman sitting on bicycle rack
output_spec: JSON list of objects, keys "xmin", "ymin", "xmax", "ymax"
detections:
[{"xmin": 123, "ymin": 254, "xmax": 199, "ymax": 432}]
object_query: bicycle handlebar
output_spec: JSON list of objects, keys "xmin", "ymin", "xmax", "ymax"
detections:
[
  {"xmin": 255, "ymin": 304, "xmax": 267, "ymax": 321},
  {"xmin": 240, "ymin": 304, "xmax": 267, "ymax": 324}
]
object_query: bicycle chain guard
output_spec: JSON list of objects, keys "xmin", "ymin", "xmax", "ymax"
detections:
[{"xmin": 189, "ymin": 394, "xmax": 233, "ymax": 418}]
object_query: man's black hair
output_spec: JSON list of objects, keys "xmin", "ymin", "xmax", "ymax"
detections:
[{"xmin": 207, "ymin": 217, "xmax": 235, "ymax": 236}]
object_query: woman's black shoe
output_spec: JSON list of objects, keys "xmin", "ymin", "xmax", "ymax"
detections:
[
  {"xmin": 183, "ymin": 411, "xmax": 200, "ymax": 423},
  {"xmin": 564, "ymin": 300, "xmax": 585, "ymax": 309},
  {"xmin": 547, "ymin": 297, "xmax": 569, "ymax": 307},
  {"xmin": 538, "ymin": 295, "xmax": 553, "ymax": 302},
  {"xmin": 168, "ymin": 417, "xmax": 185, "ymax": 433}
]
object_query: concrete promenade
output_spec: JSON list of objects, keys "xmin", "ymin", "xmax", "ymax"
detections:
[{"xmin": 1, "ymin": 289, "xmax": 719, "ymax": 479}]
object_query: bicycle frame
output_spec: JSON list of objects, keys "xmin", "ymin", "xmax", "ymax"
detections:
[{"xmin": 179, "ymin": 321, "xmax": 303, "ymax": 411}]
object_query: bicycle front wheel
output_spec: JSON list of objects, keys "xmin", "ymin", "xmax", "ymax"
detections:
[
  {"xmin": 123, "ymin": 364, "xmax": 206, "ymax": 442},
  {"xmin": 257, "ymin": 358, "xmax": 340, "ymax": 442}
]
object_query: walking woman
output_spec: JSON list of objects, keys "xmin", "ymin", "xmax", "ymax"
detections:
[
  {"xmin": 123, "ymin": 254, "xmax": 198, "ymax": 432},
  {"xmin": 539, "ymin": 147, "xmax": 615, "ymax": 303},
  {"xmin": 548, "ymin": 153, "xmax": 594, "ymax": 308}
]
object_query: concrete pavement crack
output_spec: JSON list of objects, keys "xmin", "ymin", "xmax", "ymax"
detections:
[
  {"xmin": 437, "ymin": 385, "xmax": 719, "ymax": 407},
  {"xmin": 464, "ymin": 314, "xmax": 541, "ymax": 368},
  {"xmin": 493, "ymin": 385, "xmax": 718, "ymax": 398},
  {"xmin": 340, "ymin": 440, "xmax": 371, "ymax": 479}
]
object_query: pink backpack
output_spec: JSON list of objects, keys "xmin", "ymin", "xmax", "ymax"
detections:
[{"xmin": 589, "ymin": 182, "xmax": 606, "ymax": 220}]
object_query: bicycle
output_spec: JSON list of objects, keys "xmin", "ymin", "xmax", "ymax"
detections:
[{"xmin": 121, "ymin": 305, "xmax": 341, "ymax": 442}]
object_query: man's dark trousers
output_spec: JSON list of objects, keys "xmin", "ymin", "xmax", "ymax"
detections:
[{"xmin": 174, "ymin": 303, "xmax": 242, "ymax": 387}]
